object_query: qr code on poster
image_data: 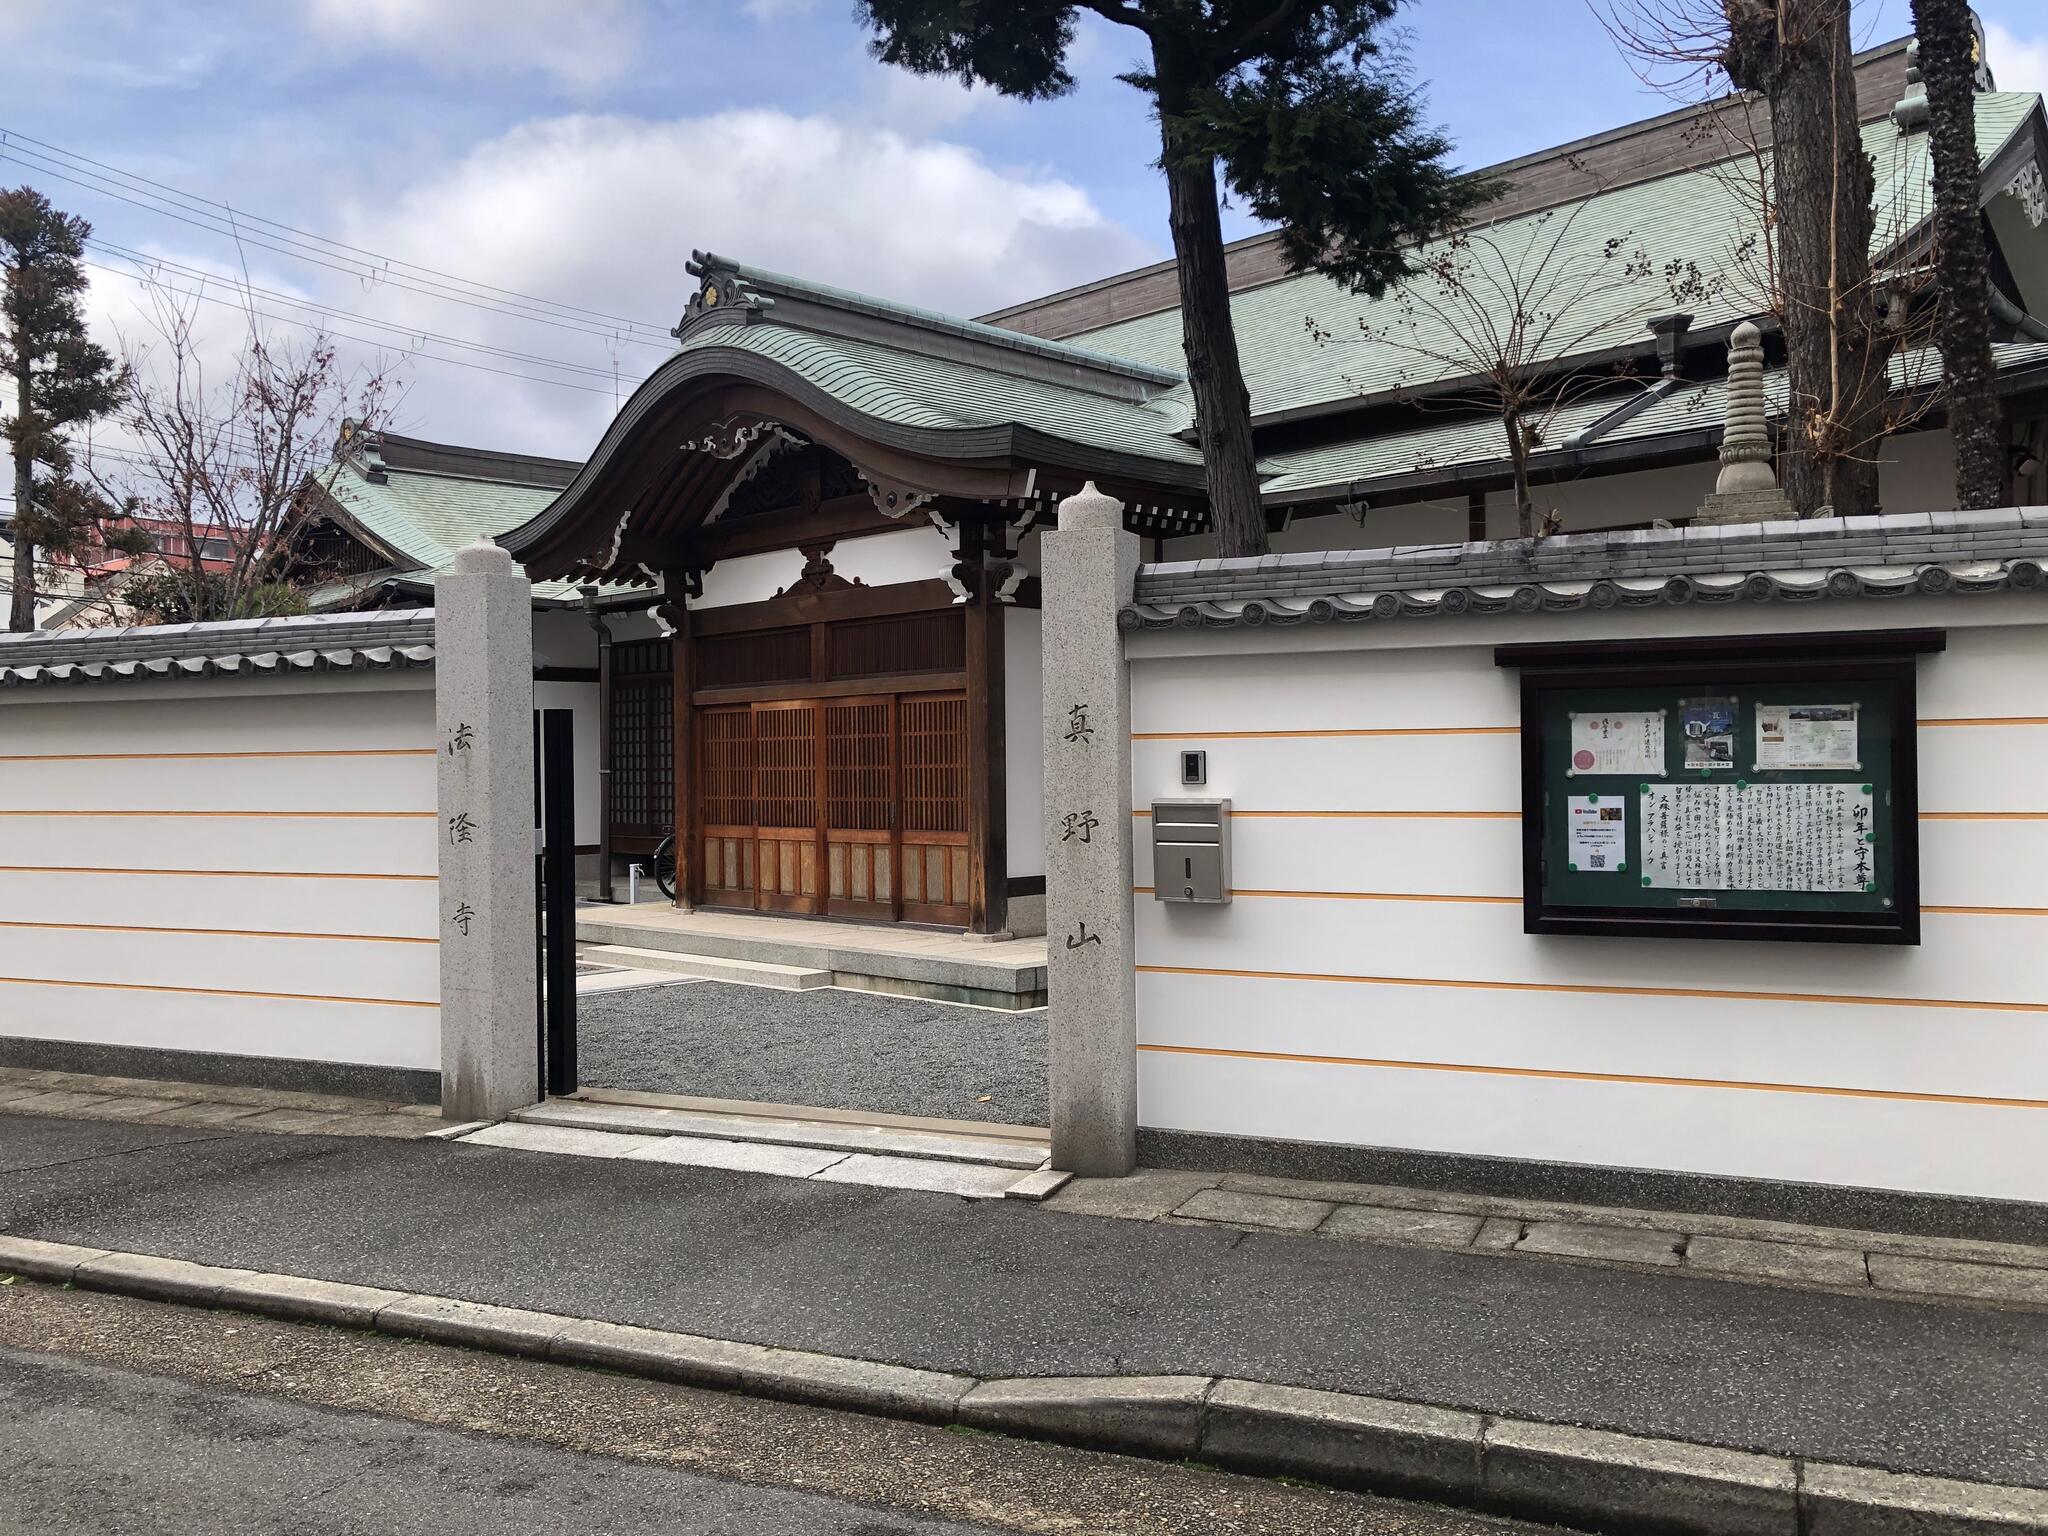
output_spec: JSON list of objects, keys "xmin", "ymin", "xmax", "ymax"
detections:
[{"xmin": 1589, "ymin": 853, "xmax": 1607, "ymax": 869}]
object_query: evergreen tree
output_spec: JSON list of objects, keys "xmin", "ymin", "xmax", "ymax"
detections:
[
  {"xmin": 855, "ymin": 0, "xmax": 1490, "ymax": 557},
  {"xmin": 1, "ymin": 187, "xmax": 138, "ymax": 630},
  {"xmin": 1911, "ymin": 0, "xmax": 2002, "ymax": 509}
]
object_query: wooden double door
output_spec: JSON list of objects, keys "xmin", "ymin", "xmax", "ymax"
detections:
[{"xmin": 697, "ymin": 692, "xmax": 971, "ymax": 925}]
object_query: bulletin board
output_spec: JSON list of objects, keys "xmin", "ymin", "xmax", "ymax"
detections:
[{"xmin": 1496, "ymin": 630, "xmax": 1941, "ymax": 945}]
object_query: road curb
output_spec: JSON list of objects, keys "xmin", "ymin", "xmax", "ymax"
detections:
[{"xmin": 5, "ymin": 1235, "xmax": 2046, "ymax": 1536}]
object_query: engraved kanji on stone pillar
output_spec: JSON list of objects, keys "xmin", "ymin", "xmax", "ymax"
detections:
[
  {"xmin": 1041, "ymin": 482, "xmax": 1138, "ymax": 1177},
  {"xmin": 435, "ymin": 538, "xmax": 539, "ymax": 1120}
]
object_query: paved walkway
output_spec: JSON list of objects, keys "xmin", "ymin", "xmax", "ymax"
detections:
[
  {"xmin": 3, "ymin": 1110, "xmax": 2046, "ymax": 1493},
  {"xmin": 0, "ymin": 1066, "xmax": 440, "ymax": 1139}
]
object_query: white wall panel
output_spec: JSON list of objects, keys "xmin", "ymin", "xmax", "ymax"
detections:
[
  {"xmin": 534, "ymin": 679, "xmax": 601, "ymax": 846},
  {"xmin": 1136, "ymin": 893, "xmax": 2045, "ymax": 1006},
  {"xmin": 1127, "ymin": 606, "xmax": 2048, "ymax": 1199},
  {"xmin": 0, "ymin": 871, "xmax": 437, "ymax": 938},
  {"xmin": 1133, "ymin": 645, "xmax": 1517, "ymax": 735},
  {"xmin": 0, "ymin": 927, "xmax": 437, "ymax": 1005},
  {"xmin": 0, "ymin": 674, "xmax": 439, "ymax": 1075},
  {"xmin": 0, "ymin": 752, "xmax": 435, "ymax": 813},
  {"xmin": 1917, "ymin": 627, "xmax": 2048, "ymax": 717},
  {"xmin": 1137, "ymin": 1049, "xmax": 2048, "ymax": 1203},
  {"xmin": 0, "ymin": 680, "xmax": 434, "ymax": 754},
  {"xmin": 1005, "ymin": 606, "xmax": 1045, "ymax": 878},
  {"xmin": 0, "ymin": 815, "xmax": 437, "ymax": 876},
  {"xmin": 1135, "ymin": 968, "xmax": 2048, "ymax": 1102},
  {"xmin": 1134, "ymin": 734, "xmax": 1521, "ymax": 813},
  {"xmin": 832, "ymin": 526, "xmax": 954, "ymax": 588},
  {"xmin": 1193, "ymin": 814, "xmax": 1522, "ymax": 898},
  {"xmin": 0, "ymin": 981, "xmax": 438, "ymax": 1071}
]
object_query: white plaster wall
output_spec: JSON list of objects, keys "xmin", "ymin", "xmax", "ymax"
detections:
[
  {"xmin": 1125, "ymin": 594, "xmax": 2048, "ymax": 1202},
  {"xmin": 534, "ymin": 679, "xmax": 600, "ymax": 848},
  {"xmin": 694, "ymin": 525, "xmax": 954, "ymax": 610},
  {"xmin": 1006, "ymin": 606, "xmax": 1045, "ymax": 880},
  {"xmin": 0, "ymin": 672, "xmax": 440, "ymax": 1074},
  {"xmin": 832, "ymin": 523, "xmax": 955, "ymax": 587}
]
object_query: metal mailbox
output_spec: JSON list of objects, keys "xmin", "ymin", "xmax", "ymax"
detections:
[{"xmin": 1152, "ymin": 798, "xmax": 1232, "ymax": 904}]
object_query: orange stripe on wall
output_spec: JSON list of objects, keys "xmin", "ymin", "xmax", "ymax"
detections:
[
  {"xmin": 1131, "ymin": 888, "xmax": 2048, "ymax": 916},
  {"xmin": 1136, "ymin": 1042, "xmax": 2048, "ymax": 1110},
  {"xmin": 0, "ymin": 919, "xmax": 434, "ymax": 945},
  {"xmin": 1131, "ymin": 718, "xmax": 2047, "ymax": 742},
  {"xmin": 0, "ymin": 975, "xmax": 435, "ymax": 1008},
  {"xmin": 0, "ymin": 809, "xmax": 435, "ymax": 820},
  {"xmin": 1136, "ymin": 963, "xmax": 2048, "ymax": 1014},
  {"xmin": 0, "ymin": 865, "xmax": 433, "ymax": 882},
  {"xmin": 0, "ymin": 748, "xmax": 436, "ymax": 763},
  {"xmin": 1132, "ymin": 808, "xmax": 2044, "ymax": 821},
  {"xmin": 1134, "ymin": 886, "xmax": 1519, "ymax": 905},
  {"xmin": 1131, "ymin": 808, "xmax": 1519, "ymax": 819},
  {"xmin": 1132, "ymin": 726, "xmax": 1518, "ymax": 740}
]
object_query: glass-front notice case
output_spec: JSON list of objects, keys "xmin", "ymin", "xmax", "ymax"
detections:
[{"xmin": 1497, "ymin": 630, "xmax": 1943, "ymax": 945}]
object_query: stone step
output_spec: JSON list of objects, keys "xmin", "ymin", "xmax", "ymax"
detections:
[
  {"xmin": 513, "ymin": 1097, "xmax": 1049, "ymax": 1170},
  {"xmin": 574, "ymin": 914, "xmax": 1047, "ymax": 1009},
  {"xmin": 579, "ymin": 944, "xmax": 832, "ymax": 991}
]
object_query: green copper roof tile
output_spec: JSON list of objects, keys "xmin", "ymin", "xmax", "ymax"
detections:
[
  {"xmin": 672, "ymin": 322, "xmax": 1203, "ymax": 465},
  {"xmin": 1067, "ymin": 93, "xmax": 2043, "ymax": 426}
]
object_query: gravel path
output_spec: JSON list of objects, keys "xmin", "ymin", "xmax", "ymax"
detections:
[{"xmin": 576, "ymin": 982, "xmax": 1047, "ymax": 1126}]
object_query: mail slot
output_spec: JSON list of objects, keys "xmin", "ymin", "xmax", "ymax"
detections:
[{"xmin": 1152, "ymin": 798, "xmax": 1231, "ymax": 904}]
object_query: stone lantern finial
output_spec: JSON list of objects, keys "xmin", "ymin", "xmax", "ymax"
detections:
[{"xmin": 1695, "ymin": 320, "xmax": 1795, "ymax": 524}]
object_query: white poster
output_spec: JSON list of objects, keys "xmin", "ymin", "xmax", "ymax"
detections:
[
  {"xmin": 1568, "ymin": 710, "xmax": 1665, "ymax": 776},
  {"xmin": 1755, "ymin": 703, "xmax": 1860, "ymax": 771},
  {"xmin": 1565, "ymin": 795, "xmax": 1627, "ymax": 873},
  {"xmin": 1639, "ymin": 782, "xmax": 1876, "ymax": 892}
]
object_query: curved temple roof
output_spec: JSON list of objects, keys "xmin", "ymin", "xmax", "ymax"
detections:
[{"xmin": 501, "ymin": 254, "xmax": 1214, "ymax": 583}]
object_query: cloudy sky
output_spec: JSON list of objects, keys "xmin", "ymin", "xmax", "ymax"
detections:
[{"xmin": 4, "ymin": 0, "xmax": 2045, "ymax": 464}]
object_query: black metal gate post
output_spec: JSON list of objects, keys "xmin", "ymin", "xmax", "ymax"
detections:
[{"xmin": 538, "ymin": 708, "xmax": 578, "ymax": 1096}]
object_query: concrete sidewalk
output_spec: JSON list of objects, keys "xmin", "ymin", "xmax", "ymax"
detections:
[{"xmin": 4, "ymin": 1111, "xmax": 2047, "ymax": 1531}]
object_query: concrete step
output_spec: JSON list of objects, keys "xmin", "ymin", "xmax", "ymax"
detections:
[
  {"xmin": 513, "ymin": 1096, "xmax": 1050, "ymax": 1169},
  {"xmin": 579, "ymin": 944, "xmax": 832, "ymax": 991},
  {"xmin": 574, "ymin": 914, "xmax": 1047, "ymax": 1010}
]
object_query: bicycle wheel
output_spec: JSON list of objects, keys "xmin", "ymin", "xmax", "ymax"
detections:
[{"xmin": 652, "ymin": 835, "xmax": 677, "ymax": 901}]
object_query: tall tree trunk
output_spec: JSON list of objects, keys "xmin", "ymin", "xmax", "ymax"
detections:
[
  {"xmin": 1504, "ymin": 407, "xmax": 1536, "ymax": 538},
  {"xmin": 1157, "ymin": 76, "xmax": 1268, "ymax": 559},
  {"xmin": 1913, "ymin": 0, "xmax": 2004, "ymax": 509},
  {"xmin": 8, "ymin": 351, "xmax": 34, "ymax": 632},
  {"xmin": 1726, "ymin": 0, "xmax": 1892, "ymax": 518}
]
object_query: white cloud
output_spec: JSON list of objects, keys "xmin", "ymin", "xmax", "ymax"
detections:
[
  {"xmin": 312, "ymin": 109, "xmax": 1157, "ymax": 456},
  {"xmin": 1986, "ymin": 21, "xmax": 2048, "ymax": 97},
  {"xmin": 741, "ymin": 0, "xmax": 817, "ymax": 19},
  {"xmin": 296, "ymin": 0, "xmax": 642, "ymax": 89}
]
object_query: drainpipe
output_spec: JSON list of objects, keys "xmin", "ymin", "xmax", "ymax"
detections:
[{"xmin": 580, "ymin": 584, "xmax": 615, "ymax": 904}]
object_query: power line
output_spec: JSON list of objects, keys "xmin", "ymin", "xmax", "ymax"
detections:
[
  {"xmin": 87, "ymin": 248, "xmax": 628, "ymax": 383},
  {"xmin": 0, "ymin": 143, "xmax": 674, "ymax": 353},
  {"xmin": 83, "ymin": 263, "xmax": 624, "ymax": 397},
  {"xmin": 0, "ymin": 128, "xmax": 674, "ymax": 339}
]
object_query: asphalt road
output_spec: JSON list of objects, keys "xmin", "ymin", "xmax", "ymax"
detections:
[
  {"xmin": 576, "ymin": 980, "xmax": 1048, "ymax": 1125},
  {"xmin": 5, "ymin": 1113, "xmax": 2047, "ymax": 1491},
  {"xmin": 1, "ymin": 1284, "xmax": 1546, "ymax": 1536}
]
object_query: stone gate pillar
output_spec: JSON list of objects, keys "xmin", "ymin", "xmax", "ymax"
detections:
[
  {"xmin": 435, "ymin": 538, "xmax": 540, "ymax": 1121},
  {"xmin": 1041, "ymin": 483, "xmax": 1138, "ymax": 1176}
]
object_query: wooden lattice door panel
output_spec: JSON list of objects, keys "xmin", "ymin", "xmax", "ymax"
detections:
[
  {"xmin": 607, "ymin": 639, "xmax": 673, "ymax": 849},
  {"xmin": 823, "ymin": 697, "xmax": 895, "ymax": 919},
  {"xmin": 697, "ymin": 706, "xmax": 756, "ymax": 908},
  {"xmin": 752, "ymin": 700, "xmax": 820, "ymax": 913},
  {"xmin": 898, "ymin": 693, "xmax": 970, "ymax": 925}
]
